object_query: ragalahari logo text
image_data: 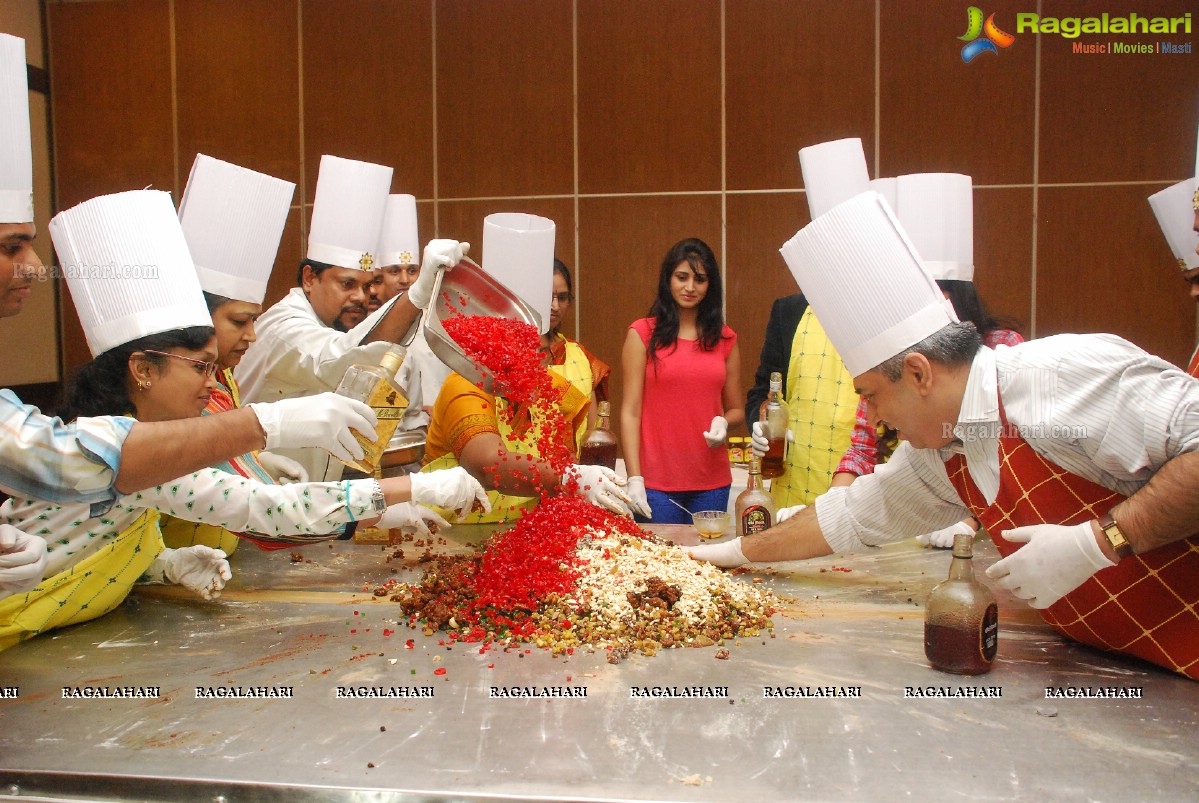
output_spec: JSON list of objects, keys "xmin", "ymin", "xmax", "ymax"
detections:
[{"xmin": 959, "ymin": 7, "xmax": 1016, "ymax": 62}]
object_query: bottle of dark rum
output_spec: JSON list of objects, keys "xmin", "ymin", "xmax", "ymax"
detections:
[
  {"xmin": 736, "ymin": 456, "xmax": 776, "ymax": 536},
  {"xmin": 759, "ymin": 371, "xmax": 788, "ymax": 479},
  {"xmin": 924, "ymin": 529, "xmax": 998, "ymax": 674},
  {"xmin": 332, "ymin": 344, "xmax": 409, "ymax": 475},
  {"xmin": 578, "ymin": 400, "xmax": 618, "ymax": 470}
]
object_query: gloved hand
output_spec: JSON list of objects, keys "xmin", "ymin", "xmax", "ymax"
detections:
[
  {"xmin": 375, "ymin": 502, "xmax": 452, "ymax": 538},
  {"xmin": 255, "ymin": 451, "xmax": 309, "ymax": 485},
  {"xmin": 985, "ymin": 521, "xmax": 1115, "ymax": 609},
  {"xmin": 702, "ymin": 415, "xmax": 728, "ymax": 448},
  {"xmin": 410, "ymin": 467, "xmax": 491, "ymax": 521},
  {"xmin": 750, "ymin": 421, "xmax": 793, "ymax": 459},
  {"xmin": 562, "ymin": 464, "xmax": 633, "ymax": 515},
  {"xmin": 145, "ymin": 546, "xmax": 232, "ymax": 601},
  {"xmin": 408, "ymin": 239, "xmax": 470, "ymax": 309},
  {"xmin": 248, "ymin": 393, "xmax": 377, "ymax": 464},
  {"xmin": 625, "ymin": 475, "xmax": 652, "ymax": 518},
  {"xmin": 0, "ymin": 524, "xmax": 48, "ymax": 597},
  {"xmin": 684, "ymin": 536, "xmax": 748, "ymax": 569},
  {"xmin": 916, "ymin": 520, "xmax": 975, "ymax": 549},
  {"xmin": 776, "ymin": 504, "xmax": 807, "ymax": 524}
]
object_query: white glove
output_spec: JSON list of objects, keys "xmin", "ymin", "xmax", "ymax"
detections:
[
  {"xmin": 916, "ymin": 520, "xmax": 975, "ymax": 548},
  {"xmin": 776, "ymin": 504, "xmax": 807, "ymax": 523},
  {"xmin": 562, "ymin": 464, "xmax": 633, "ymax": 515},
  {"xmin": 0, "ymin": 524, "xmax": 48, "ymax": 597},
  {"xmin": 408, "ymin": 239, "xmax": 470, "ymax": 309},
  {"xmin": 145, "ymin": 546, "xmax": 232, "ymax": 601},
  {"xmin": 625, "ymin": 475, "xmax": 652, "ymax": 518},
  {"xmin": 985, "ymin": 522, "xmax": 1115, "ymax": 609},
  {"xmin": 255, "ymin": 451, "xmax": 309, "ymax": 485},
  {"xmin": 248, "ymin": 392, "xmax": 377, "ymax": 464},
  {"xmin": 375, "ymin": 502, "xmax": 452, "ymax": 538},
  {"xmin": 684, "ymin": 536, "xmax": 748, "ymax": 569},
  {"xmin": 750, "ymin": 421, "xmax": 793, "ymax": 459},
  {"xmin": 410, "ymin": 467, "xmax": 491, "ymax": 521},
  {"xmin": 702, "ymin": 415, "xmax": 728, "ymax": 448}
]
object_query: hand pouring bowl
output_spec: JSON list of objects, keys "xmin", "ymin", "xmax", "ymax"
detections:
[{"xmin": 423, "ymin": 257, "xmax": 543, "ymax": 395}]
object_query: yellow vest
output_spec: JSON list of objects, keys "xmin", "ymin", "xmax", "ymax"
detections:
[
  {"xmin": 0, "ymin": 509, "xmax": 162, "ymax": 652},
  {"xmin": 768, "ymin": 307, "xmax": 858, "ymax": 507}
]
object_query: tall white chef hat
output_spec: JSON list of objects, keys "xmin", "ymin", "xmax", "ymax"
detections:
[
  {"xmin": 780, "ymin": 191, "xmax": 959, "ymax": 378},
  {"xmin": 888, "ymin": 173, "xmax": 975, "ymax": 282},
  {"xmin": 1148, "ymin": 177, "xmax": 1199, "ymax": 273},
  {"xmin": 306, "ymin": 155, "xmax": 393, "ymax": 271},
  {"xmin": 377, "ymin": 194, "xmax": 419, "ymax": 267},
  {"xmin": 178, "ymin": 154, "xmax": 296, "ymax": 304},
  {"xmin": 50, "ymin": 190, "xmax": 212, "ymax": 357},
  {"xmin": 0, "ymin": 34, "xmax": 33, "ymax": 224},
  {"xmin": 798, "ymin": 137, "xmax": 870, "ymax": 219},
  {"xmin": 481, "ymin": 212, "xmax": 555, "ymax": 335}
]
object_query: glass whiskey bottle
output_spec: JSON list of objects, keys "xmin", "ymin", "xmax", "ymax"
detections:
[
  {"xmin": 332, "ymin": 344, "xmax": 409, "ymax": 475},
  {"xmin": 736, "ymin": 456, "xmax": 776, "ymax": 536},
  {"xmin": 578, "ymin": 400, "xmax": 618, "ymax": 470},
  {"xmin": 924, "ymin": 529, "xmax": 999, "ymax": 675},
  {"xmin": 759, "ymin": 371, "xmax": 788, "ymax": 479}
]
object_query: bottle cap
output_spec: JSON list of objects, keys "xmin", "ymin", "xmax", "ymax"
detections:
[
  {"xmin": 597, "ymin": 400, "xmax": 610, "ymax": 416},
  {"xmin": 951, "ymin": 530, "xmax": 974, "ymax": 558}
]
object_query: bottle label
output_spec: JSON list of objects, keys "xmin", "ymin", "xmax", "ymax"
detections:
[
  {"xmin": 344, "ymin": 381, "xmax": 408, "ymax": 473},
  {"xmin": 369, "ymin": 385, "xmax": 408, "ymax": 420},
  {"xmin": 980, "ymin": 603, "xmax": 999, "ymax": 662},
  {"xmin": 741, "ymin": 505, "xmax": 772, "ymax": 535}
]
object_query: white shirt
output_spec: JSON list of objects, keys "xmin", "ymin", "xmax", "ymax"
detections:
[
  {"xmin": 235, "ymin": 287, "xmax": 415, "ymax": 480},
  {"xmin": 2, "ymin": 469, "xmax": 378, "ymax": 577},
  {"xmin": 816, "ymin": 334, "xmax": 1199, "ymax": 553}
]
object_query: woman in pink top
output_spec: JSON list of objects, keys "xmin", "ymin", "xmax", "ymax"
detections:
[{"xmin": 621, "ymin": 238, "xmax": 744, "ymax": 523}]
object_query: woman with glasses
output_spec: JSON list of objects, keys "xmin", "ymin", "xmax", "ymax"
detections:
[{"xmin": 542, "ymin": 259, "xmax": 611, "ymax": 451}]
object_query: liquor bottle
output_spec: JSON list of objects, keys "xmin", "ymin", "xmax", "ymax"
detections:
[
  {"xmin": 924, "ymin": 529, "xmax": 998, "ymax": 675},
  {"xmin": 736, "ymin": 456, "xmax": 776, "ymax": 536},
  {"xmin": 331, "ymin": 344, "xmax": 409, "ymax": 475},
  {"xmin": 579, "ymin": 401, "xmax": 618, "ymax": 470},
  {"xmin": 759, "ymin": 372, "xmax": 788, "ymax": 479}
]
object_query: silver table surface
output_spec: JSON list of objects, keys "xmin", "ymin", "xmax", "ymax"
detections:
[{"xmin": 1, "ymin": 523, "xmax": 1196, "ymax": 802}]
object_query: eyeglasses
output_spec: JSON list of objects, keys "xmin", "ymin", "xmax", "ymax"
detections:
[
  {"xmin": 551, "ymin": 292, "xmax": 573, "ymax": 305},
  {"xmin": 142, "ymin": 350, "xmax": 219, "ymax": 378}
]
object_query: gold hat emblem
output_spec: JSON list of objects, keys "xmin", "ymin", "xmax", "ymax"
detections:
[
  {"xmin": 1192, "ymin": 185, "xmax": 1199, "ymax": 211},
  {"xmin": 359, "ymin": 252, "xmax": 375, "ymax": 271},
  {"xmin": 399, "ymin": 250, "xmax": 414, "ymax": 264}
]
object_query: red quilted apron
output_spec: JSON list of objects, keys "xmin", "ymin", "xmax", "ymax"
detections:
[
  {"xmin": 944, "ymin": 403, "xmax": 1199, "ymax": 680},
  {"xmin": 1187, "ymin": 346, "xmax": 1199, "ymax": 379}
]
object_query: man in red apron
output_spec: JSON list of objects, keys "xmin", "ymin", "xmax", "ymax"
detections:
[{"xmin": 689, "ymin": 191, "xmax": 1199, "ymax": 680}]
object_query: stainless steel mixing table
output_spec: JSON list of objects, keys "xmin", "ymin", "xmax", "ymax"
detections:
[{"xmin": 1, "ymin": 524, "xmax": 1196, "ymax": 802}]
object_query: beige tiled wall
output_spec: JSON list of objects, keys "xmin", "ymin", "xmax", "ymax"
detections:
[{"xmin": 43, "ymin": 0, "xmax": 1199, "ymax": 434}]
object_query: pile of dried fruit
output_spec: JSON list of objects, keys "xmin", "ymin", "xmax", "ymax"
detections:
[{"xmin": 382, "ymin": 496, "xmax": 776, "ymax": 661}]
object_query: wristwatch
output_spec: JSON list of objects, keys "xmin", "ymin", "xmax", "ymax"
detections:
[
  {"xmin": 1097, "ymin": 511, "xmax": 1134, "ymax": 560},
  {"xmin": 369, "ymin": 480, "xmax": 387, "ymax": 515}
]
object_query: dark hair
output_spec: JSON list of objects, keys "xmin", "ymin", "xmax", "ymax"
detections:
[
  {"xmin": 937, "ymin": 280, "xmax": 1022, "ymax": 340},
  {"xmin": 646, "ymin": 238, "xmax": 725, "ymax": 361},
  {"xmin": 296, "ymin": 257, "xmax": 336, "ymax": 286},
  {"xmin": 552, "ymin": 258, "xmax": 572, "ymax": 295},
  {"xmin": 202, "ymin": 291, "xmax": 235, "ymax": 314},
  {"xmin": 62, "ymin": 326, "xmax": 215, "ymax": 421},
  {"xmin": 873, "ymin": 322, "xmax": 983, "ymax": 381}
]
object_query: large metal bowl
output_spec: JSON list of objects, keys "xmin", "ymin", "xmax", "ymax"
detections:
[{"xmin": 423, "ymin": 256, "xmax": 542, "ymax": 394}]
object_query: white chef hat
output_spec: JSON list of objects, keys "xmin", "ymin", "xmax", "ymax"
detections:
[
  {"xmin": 50, "ymin": 190, "xmax": 212, "ymax": 357},
  {"xmin": 798, "ymin": 137, "xmax": 870, "ymax": 219},
  {"xmin": 780, "ymin": 191, "xmax": 959, "ymax": 377},
  {"xmin": 178, "ymin": 154, "xmax": 296, "ymax": 304},
  {"xmin": 306, "ymin": 155, "xmax": 393, "ymax": 270},
  {"xmin": 1148, "ymin": 177, "xmax": 1199, "ymax": 273},
  {"xmin": 377, "ymin": 194, "xmax": 419, "ymax": 267},
  {"xmin": 889, "ymin": 173, "xmax": 974, "ymax": 282},
  {"xmin": 481, "ymin": 213, "xmax": 555, "ymax": 335},
  {"xmin": 0, "ymin": 34, "xmax": 33, "ymax": 224}
]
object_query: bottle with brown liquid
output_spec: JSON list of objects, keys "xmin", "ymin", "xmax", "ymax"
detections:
[
  {"xmin": 736, "ymin": 456, "xmax": 776, "ymax": 536},
  {"xmin": 759, "ymin": 372, "xmax": 788, "ymax": 479},
  {"xmin": 924, "ymin": 530, "xmax": 998, "ymax": 674},
  {"xmin": 331, "ymin": 344, "xmax": 409, "ymax": 475},
  {"xmin": 579, "ymin": 400, "xmax": 618, "ymax": 470}
]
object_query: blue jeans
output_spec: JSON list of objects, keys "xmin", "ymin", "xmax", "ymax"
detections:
[{"xmin": 638, "ymin": 486, "xmax": 731, "ymax": 525}]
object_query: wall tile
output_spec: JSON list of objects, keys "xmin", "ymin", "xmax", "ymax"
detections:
[
  {"xmin": 262, "ymin": 207, "xmax": 305, "ymax": 310},
  {"xmin": 726, "ymin": 0, "xmax": 875, "ymax": 190},
  {"xmin": 973, "ymin": 186, "xmax": 1034, "ymax": 332},
  {"xmin": 577, "ymin": 0, "xmax": 721, "ymax": 194},
  {"xmin": 436, "ymin": 0, "xmax": 573, "ymax": 199}
]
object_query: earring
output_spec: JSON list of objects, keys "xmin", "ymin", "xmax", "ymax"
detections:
[{"xmin": 138, "ymin": 380, "xmax": 151, "ymax": 390}]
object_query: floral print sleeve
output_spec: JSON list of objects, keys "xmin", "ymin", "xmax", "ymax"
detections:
[{"xmin": 131, "ymin": 469, "xmax": 376, "ymax": 535}]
